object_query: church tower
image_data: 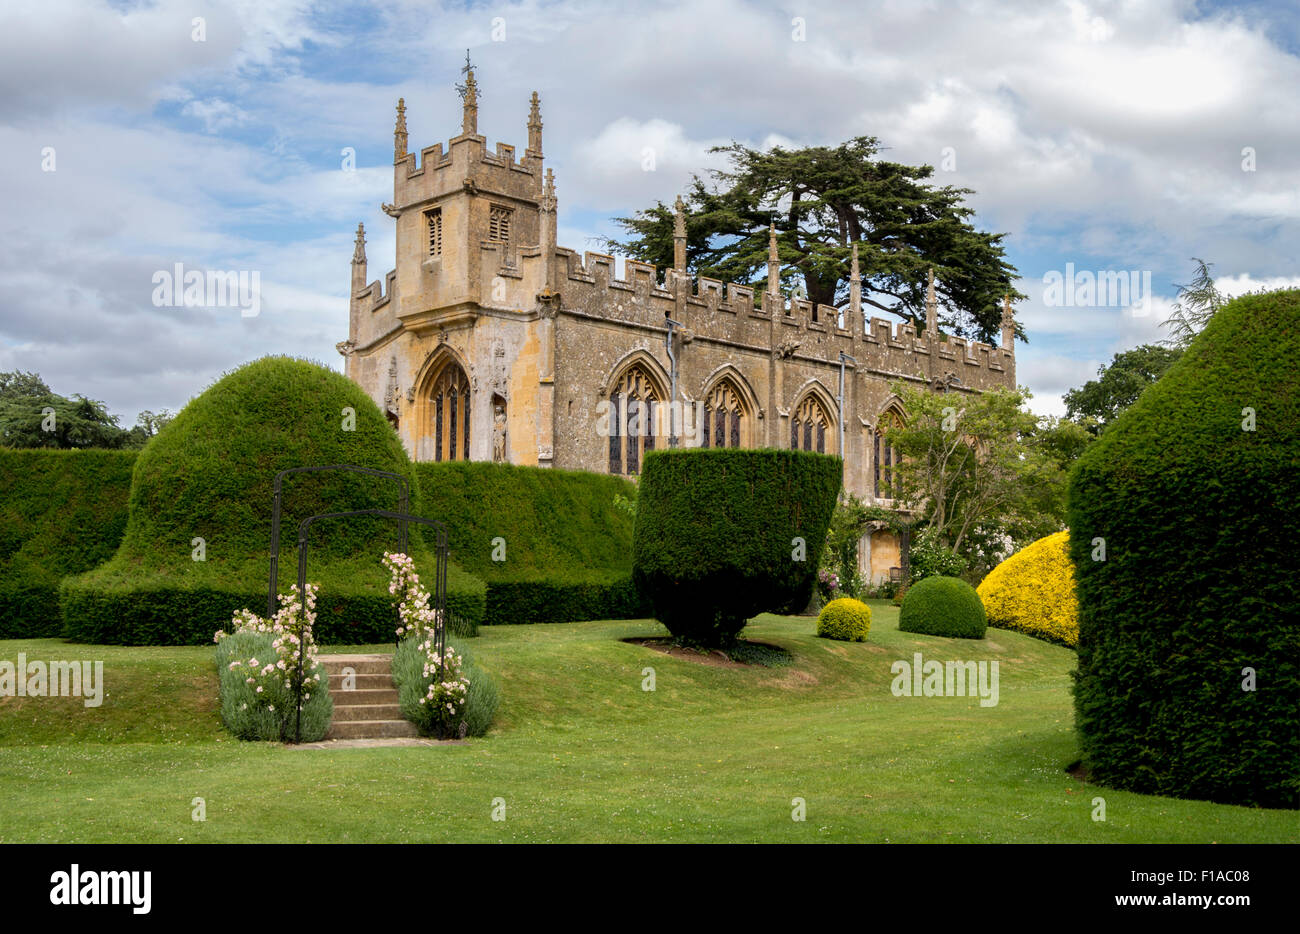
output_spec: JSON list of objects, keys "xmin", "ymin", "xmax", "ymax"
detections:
[
  {"xmin": 343, "ymin": 65, "xmax": 557, "ymax": 466},
  {"xmin": 387, "ymin": 62, "xmax": 547, "ymax": 323}
]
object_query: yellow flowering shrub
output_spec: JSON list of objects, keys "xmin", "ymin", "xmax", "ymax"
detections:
[{"xmin": 976, "ymin": 531, "xmax": 1078, "ymax": 647}]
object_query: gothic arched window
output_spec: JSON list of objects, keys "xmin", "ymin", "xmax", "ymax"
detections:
[
  {"xmin": 874, "ymin": 409, "xmax": 905, "ymax": 499},
  {"xmin": 429, "ymin": 363, "xmax": 471, "ymax": 462},
  {"xmin": 791, "ymin": 394, "xmax": 833, "ymax": 454},
  {"xmin": 608, "ymin": 363, "xmax": 662, "ymax": 475},
  {"xmin": 701, "ymin": 379, "xmax": 748, "ymax": 448}
]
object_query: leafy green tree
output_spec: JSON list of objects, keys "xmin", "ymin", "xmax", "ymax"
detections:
[
  {"xmin": 1063, "ymin": 344, "xmax": 1182, "ymax": 433},
  {"xmin": 1030, "ymin": 415, "xmax": 1096, "ymax": 474},
  {"xmin": 884, "ymin": 383, "xmax": 1062, "ymax": 555},
  {"xmin": 605, "ymin": 137, "xmax": 1024, "ymax": 344},
  {"xmin": 121, "ymin": 409, "xmax": 175, "ymax": 449},
  {"xmin": 1161, "ymin": 258, "xmax": 1224, "ymax": 349},
  {"xmin": 0, "ymin": 370, "xmax": 164, "ymax": 450},
  {"xmin": 0, "ymin": 391, "xmax": 127, "ymax": 449},
  {"xmin": 0, "ymin": 371, "xmax": 53, "ymax": 400}
]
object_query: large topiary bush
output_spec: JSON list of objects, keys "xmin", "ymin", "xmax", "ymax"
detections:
[
  {"xmin": 898, "ymin": 575, "xmax": 987, "ymax": 639},
  {"xmin": 414, "ymin": 461, "xmax": 648, "ymax": 625},
  {"xmin": 1069, "ymin": 289, "xmax": 1300, "ymax": 809},
  {"xmin": 977, "ymin": 530, "xmax": 1078, "ymax": 647},
  {"xmin": 61, "ymin": 356, "xmax": 485, "ymax": 644},
  {"xmin": 816, "ymin": 597, "xmax": 872, "ymax": 642},
  {"xmin": 0, "ymin": 449, "xmax": 134, "ymax": 637},
  {"xmin": 632, "ymin": 448, "xmax": 841, "ymax": 646}
]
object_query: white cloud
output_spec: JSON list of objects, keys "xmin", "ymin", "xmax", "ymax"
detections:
[
  {"xmin": 181, "ymin": 98, "xmax": 250, "ymax": 133},
  {"xmin": 0, "ymin": 0, "xmax": 1297, "ymax": 424}
]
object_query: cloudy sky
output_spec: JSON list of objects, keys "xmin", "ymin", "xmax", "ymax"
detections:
[{"xmin": 2, "ymin": 0, "xmax": 1297, "ymax": 423}]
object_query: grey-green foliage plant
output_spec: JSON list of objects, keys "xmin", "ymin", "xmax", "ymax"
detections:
[
  {"xmin": 215, "ymin": 630, "xmax": 333, "ymax": 742},
  {"xmin": 391, "ymin": 635, "xmax": 499, "ymax": 738}
]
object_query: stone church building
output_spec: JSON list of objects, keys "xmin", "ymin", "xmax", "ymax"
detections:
[{"xmin": 337, "ymin": 69, "xmax": 1018, "ymax": 583}]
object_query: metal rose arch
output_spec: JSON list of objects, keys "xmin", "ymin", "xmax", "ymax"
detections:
[
  {"xmin": 289, "ymin": 508, "xmax": 450, "ymax": 743},
  {"xmin": 262, "ymin": 464, "xmax": 450, "ymax": 743},
  {"xmin": 267, "ymin": 464, "xmax": 411, "ymax": 617}
]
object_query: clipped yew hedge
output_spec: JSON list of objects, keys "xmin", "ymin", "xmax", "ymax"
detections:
[
  {"xmin": 0, "ymin": 449, "xmax": 135, "ymax": 637},
  {"xmin": 61, "ymin": 356, "xmax": 485, "ymax": 645},
  {"xmin": 632, "ymin": 448, "xmax": 841, "ymax": 646},
  {"xmin": 1069, "ymin": 288, "xmax": 1300, "ymax": 809},
  {"xmin": 414, "ymin": 461, "xmax": 648, "ymax": 625}
]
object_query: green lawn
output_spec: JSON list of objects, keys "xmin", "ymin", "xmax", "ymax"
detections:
[{"xmin": 0, "ymin": 602, "xmax": 1293, "ymax": 843}]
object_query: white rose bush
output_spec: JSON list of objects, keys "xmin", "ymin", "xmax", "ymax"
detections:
[
  {"xmin": 385, "ymin": 551, "xmax": 498, "ymax": 739},
  {"xmin": 214, "ymin": 583, "xmax": 333, "ymax": 742}
]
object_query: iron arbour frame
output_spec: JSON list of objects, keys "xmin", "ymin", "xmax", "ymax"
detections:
[
  {"xmin": 290, "ymin": 508, "xmax": 450, "ymax": 743},
  {"xmin": 267, "ymin": 465, "xmax": 410, "ymax": 617}
]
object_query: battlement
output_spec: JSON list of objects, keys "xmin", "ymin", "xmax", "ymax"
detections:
[
  {"xmin": 535, "ymin": 247, "xmax": 1012, "ymax": 384},
  {"xmin": 398, "ymin": 135, "xmax": 540, "ymax": 180},
  {"xmin": 360, "ymin": 269, "xmax": 396, "ymax": 308}
]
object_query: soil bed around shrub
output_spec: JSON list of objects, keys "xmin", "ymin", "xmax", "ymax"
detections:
[{"xmin": 623, "ymin": 637, "xmax": 791, "ymax": 668}]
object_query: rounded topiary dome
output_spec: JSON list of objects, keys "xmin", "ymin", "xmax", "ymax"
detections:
[
  {"xmin": 977, "ymin": 531, "xmax": 1078, "ymax": 647},
  {"xmin": 898, "ymin": 575, "xmax": 987, "ymax": 639},
  {"xmin": 816, "ymin": 597, "xmax": 872, "ymax": 642},
  {"xmin": 57, "ymin": 357, "xmax": 492, "ymax": 645},
  {"xmin": 122, "ymin": 356, "xmax": 415, "ymax": 562},
  {"xmin": 1069, "ymin": 289, "xmax": 1300, "ymax": 809}
]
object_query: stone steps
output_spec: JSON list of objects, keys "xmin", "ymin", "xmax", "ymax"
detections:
[
  {"xmin": 319, "ymin": 654, "xmax": 417, "ymax": 740},
  {"xmin": 332, "ymin": 703, "xmax": 403, "ymax": 722},
  {"xmin": 326, "ymin": 719, "xmax": 418, "ymax": 740},
  {"xmin": 328, "ymin": 672, "xmax": 394, "ymax": 690}
]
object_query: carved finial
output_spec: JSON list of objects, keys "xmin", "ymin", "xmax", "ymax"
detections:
[
  {"xmin": 394, "ymin": 98, "xmax": 407, "ymax": 162},
  {"xmin": 352, "ymin": 222, "xmax": 366, "ymax": 265},
  {"xmin": 542, "ymin": 168, "xmax": 556, "ymax": 212},
  {"xmin": 925, "ymin": 267, "xmax": 938, "ymax": 335},
  {"xmin": 672, "ymin": 196, "xmax": 687, "ymax": 273},
  {"xmin": 1001, "ymin": 293, "xmax": 1015, "ymax": 350},
  {"xmin": 527, "ymin": 91, "xmax": 543, "ymax": 155},
  {"xmin": 850, "ymin": 242, "xmax": 861, "ymax": 320},
  {"xmin": 458, "ymin": 52, "xmax": 478, "ymax": 135},
  {"xmin": 767, "ymin": 221, "xmax": 781, "ymax": 300}
]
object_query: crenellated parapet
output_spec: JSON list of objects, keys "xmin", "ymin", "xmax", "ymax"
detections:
[{"xmin": 513, "ymin": 248, "xmax": 1016, "ymax": 389}]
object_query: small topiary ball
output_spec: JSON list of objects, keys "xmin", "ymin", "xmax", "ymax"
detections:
[
  {"xmin": 898, "ymin": 575, "xmax": 987, "ymax": 639},
  {"xmin": 816, "ymin": 597, "xmax": 872, "ymax": 642}
]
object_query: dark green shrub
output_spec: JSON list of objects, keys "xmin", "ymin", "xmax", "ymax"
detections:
[
  {"xmin": 215, "ymin": 630, "xmax": 333, "ymax": 742},
  {"xmin": 391, "ymin": 634, "xmax": 498, "ymax": 737},
  {"xmin": 898, "ymin": 575, "xmax": 987, "ymax": 639},
  {"xmin": 414, "ymin": 461, "xmax": 649, "ymax": 625},
  {"xmin": 61, "ymin": 557, "xmax": 484, "ymax": 645},
  {"xmin": 817, "ymin": 597, "xmax": 872, "ymax": 642},
  {"xmin": 61, "ymin": 356, "xmax": 486, "ymax": 644},
  {"xmin": 632, "ymin": 448, "xmax": 841, "ymax": 646},
  {"xmin": 1069, "ymin": 289, "xmax": 1300, "ymax": 809},
  {"xmin": 0, "ymin": 449, "xmax": 134, "ymax": 637}
]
